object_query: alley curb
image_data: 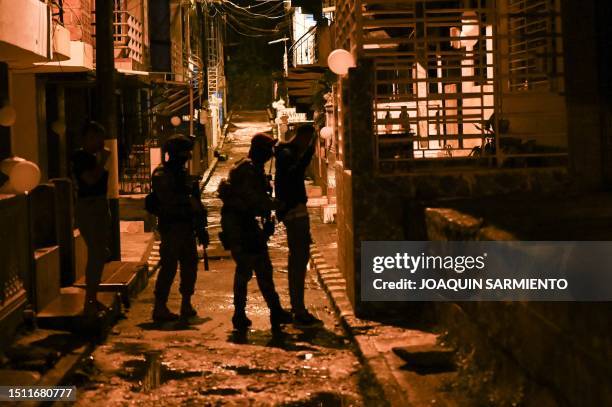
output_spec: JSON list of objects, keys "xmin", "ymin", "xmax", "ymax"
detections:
[
  {"xmin": 199, "ymin": 111, "xmax": 233, "ymax": 192},
  {"xmin": 309, "ymin": 245, "xmax": 412, "ymax": 407}
]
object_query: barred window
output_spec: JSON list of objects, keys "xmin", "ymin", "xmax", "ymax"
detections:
[{"xmin": 507, "ymin": 0, "xmax": 563, "ymax": 92}]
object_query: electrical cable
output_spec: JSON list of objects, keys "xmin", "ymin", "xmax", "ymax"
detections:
[
  {"xmin": 222, "ymin": 0, "xmax": 285, "ymax": 20},
  {"xmin": 225, "ymin": 13, "xmax": 284, "ymax": 34}
]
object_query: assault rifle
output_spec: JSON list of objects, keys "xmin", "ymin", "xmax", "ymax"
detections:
[{"xmin": 191, "ymin": 176, "xmax": 210, "ymax": 271}]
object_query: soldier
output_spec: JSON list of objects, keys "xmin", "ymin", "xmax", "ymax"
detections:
[
  {"xmin": 274, "ymin": 124, "xmax": 322, "ymax": 326},
  {"xmin": 218, "ymin": 133, "xmax": 292, "ymax": 331},
  {"xmin": 149, "ymin": 135, "xmax": 208, "ymax": 322}
]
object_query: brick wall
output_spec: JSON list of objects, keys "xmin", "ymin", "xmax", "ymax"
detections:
[{"xmin": 63, "ymin": 0, "xmax": 92, "ymax": 44}]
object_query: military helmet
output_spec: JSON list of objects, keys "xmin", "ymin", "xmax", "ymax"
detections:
[
  {"xmin": 250, "ymin": 133, "xmax": 276, "ymax": 151},
  {"xmin": 163, "ymin": 134, "xmax": 194, "ymax": 157}
]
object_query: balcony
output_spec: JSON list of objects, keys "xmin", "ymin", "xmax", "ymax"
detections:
[
  {"xmin": 112, "ymin": 10, "xmax": 144, "ymax": 71},
  {"xmin": 31, "ymin": 40, "xmax": 94, "ymax": 73},
  {"xmin": 0, "ymin": 0, "xmax": 52, "ymax": 66},
  {"xmin": 92, "ymin": 10, "xmax": 144, "ymax": 72}
]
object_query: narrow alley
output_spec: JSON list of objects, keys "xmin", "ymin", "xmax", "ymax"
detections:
[
  {"xmin": 72, "ymin": 111, "xmax": 376, "ymax": 406},
  {"xmin": 2, "ymin": 1, "xmax": 611, "ymax": 406}
]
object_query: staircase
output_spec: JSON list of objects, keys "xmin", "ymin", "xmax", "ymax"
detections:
[{"xmin": 20, "ymin": 181, "xmax": 151, "ymax": 333}]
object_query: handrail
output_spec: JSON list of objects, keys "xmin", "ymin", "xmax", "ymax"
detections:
[
  {"xmin": 289, "ymin": 24, "xmax": 318, "ymax": 67},
  {"xmin": 288, "ymin": 24, "xmax": 317, "ymax": 52}
]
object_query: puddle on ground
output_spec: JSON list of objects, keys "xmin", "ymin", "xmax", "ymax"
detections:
[
  {"xmin": 120, "ymin": 352, "xmax": 207, "ymax": 392},
  {"xmin": 223, "ymin": 364, "xmax": 290, "ymax": 375},
  {"xmin": 198, "ymin": 387, "xmax": 242, "ymax": 396},
  {"xmin": 280, "ymin": 391, "xmax": 356, "ymax": 407}
]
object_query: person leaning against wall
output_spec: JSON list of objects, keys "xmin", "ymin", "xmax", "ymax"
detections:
[{"xmin": 71, "ymin": 121, "xmax": 111, "ymax": 320}]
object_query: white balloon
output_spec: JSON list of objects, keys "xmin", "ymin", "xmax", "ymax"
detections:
[
  {"xmin": 327, "ymin": 49, "xmax": 356, "ymax": 76},
  {"xmin": 0, "ymin": 105, "xmax": 17, "ymax": 127},
  {"xmin": 320, "ymin": 126, "xmax": 333, "ymax": 140},
  {"xmin": 0, "ymin": 157, "xmax": 41, "ymax": 193},
  {"xmin": 170, "ymin": 116, "xmax": 182, "ymax": 127}
]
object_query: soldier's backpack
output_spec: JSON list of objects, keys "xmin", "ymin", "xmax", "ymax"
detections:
[
  {"xmin": 216, "ymin": 178, "xmax": 233, "ymax": 249},
  {"xmin": 144, "ymin": 191, "xmax": 160, "ymax": 216}
]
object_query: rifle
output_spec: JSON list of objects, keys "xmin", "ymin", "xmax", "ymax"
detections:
[
  {"xmin": 262, "ymin": 156, "xmax": 276, "ymax": 239},
  {"xmin": 191, "ymin": 176, "xmax": 210, "ymax": 271}
]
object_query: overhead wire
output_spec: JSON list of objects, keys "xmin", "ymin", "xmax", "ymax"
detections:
[
  {"xmin": 220, "ymin": 1, "xmax": 285, "ymax": 20},
  {"xmin": 203, "ymin": 0, "xmax": 289, "ymax": 39},
  {"xmin": 221, "ymin": 0, "xmax": 285, "ymax": 19}
]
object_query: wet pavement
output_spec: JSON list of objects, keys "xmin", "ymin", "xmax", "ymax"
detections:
[{"xmin": 73, "ymin": 111, "xmax": 377, "ymax": 406}]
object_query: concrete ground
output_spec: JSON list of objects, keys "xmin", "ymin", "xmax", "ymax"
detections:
[
  {"xmin": 309, "ymin": 218, "xmax": 464, "ymax": 407},
  {"xmin": 72, "ymin": 111, "xmax": 379, "ymax": 406}
]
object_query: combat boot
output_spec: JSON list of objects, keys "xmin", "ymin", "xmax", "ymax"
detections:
[
  {"xmin": 232, "ymin": 312, "xmax": 252, "ymax": 331},
  {"xmin": 270, "ymin": 308, "xmax": 292, "ymax": 329},
  {"xmin": 293, "ymin": 309, "xmax": 323, "ymax": 327},
  {"xmin": 180, "ymin": 297, "xmax": 198, "ymax": 319},
  {"xmin": 152, "ymin": 301, "xmax": 179, "ymax": 322}
]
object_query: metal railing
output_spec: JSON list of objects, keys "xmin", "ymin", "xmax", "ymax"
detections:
[
  {"xmin": 332, "ymin": 0, "xmax": 568, "ymax": 174},
  {"xmin": 289, "ymin": 25, "xmax": 318, "ymax": 67},
  {"xmin": 50, "ymin": 0, "xmax": 64, "ymax": 25},
  {"xmin": 120, "ymin": 141, "xmax": 153, "ymax": 195}
]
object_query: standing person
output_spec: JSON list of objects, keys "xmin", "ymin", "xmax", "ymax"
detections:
[
  {"xmin": 274, "ymin": 124, "xmax": 322, "ymax": 326},
  {"xmin": 149, "ymin": 135, "xmax": 208, "ymax": 322},
  {"xmin": 71, "ymin": 121, "xmax": 111, "ymax": 318},
  {"xmin": 218, "ymin": 133, "xmax": 292, "ymax": 331}
]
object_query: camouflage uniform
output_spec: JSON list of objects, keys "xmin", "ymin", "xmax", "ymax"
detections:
[
  {"xmin": 221, "ymin": 158, "xmax": 284, "ymax": 320},
  {"xmin": 219, "ymin": 133, "xmax": 291, "ymax": 330},
  {"xmin": 151, "ymin": 135, "xmax": 207, "ymax": 321}
]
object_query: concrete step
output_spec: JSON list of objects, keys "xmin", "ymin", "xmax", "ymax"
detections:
[
  {"xmin": 307, "ymin": 197, "xmax": 328, "ymax": 207},
  {"xmin": 73, "ymin": 261, "xmax": 148, "ymax": 308},
  {"xmin": 34, "ymin": 245, "xmax": 61, "ymax": 312},
  {"xmin": 306, "ymin": 185, "xmax": 323, "ymax": 198},
  {"xmin": 36, "ymin": 287, "xmax": 121, "ymax": 332}
]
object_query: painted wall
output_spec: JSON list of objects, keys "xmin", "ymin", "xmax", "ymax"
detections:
[{"xmin": 9, "ymin": 73, "xmax": 46, "ymax": 181}]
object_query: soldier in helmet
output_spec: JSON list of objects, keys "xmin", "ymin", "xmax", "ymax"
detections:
[
  {"xmin": 218, "ymin": 133, "xmax": 292, "ymax": 331},
  {"xmin": 150, "ymin": 134, "xmax": 208, "ymax": 322}
]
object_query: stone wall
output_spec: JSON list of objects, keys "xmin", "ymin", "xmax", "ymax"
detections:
[
  {"xmin": 337, "ymin": 165, "xmax": 570, "ymax": 315},
  {"xmin": 424, "ymin": 208, "xmax": 612, "ymax": 406}
]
